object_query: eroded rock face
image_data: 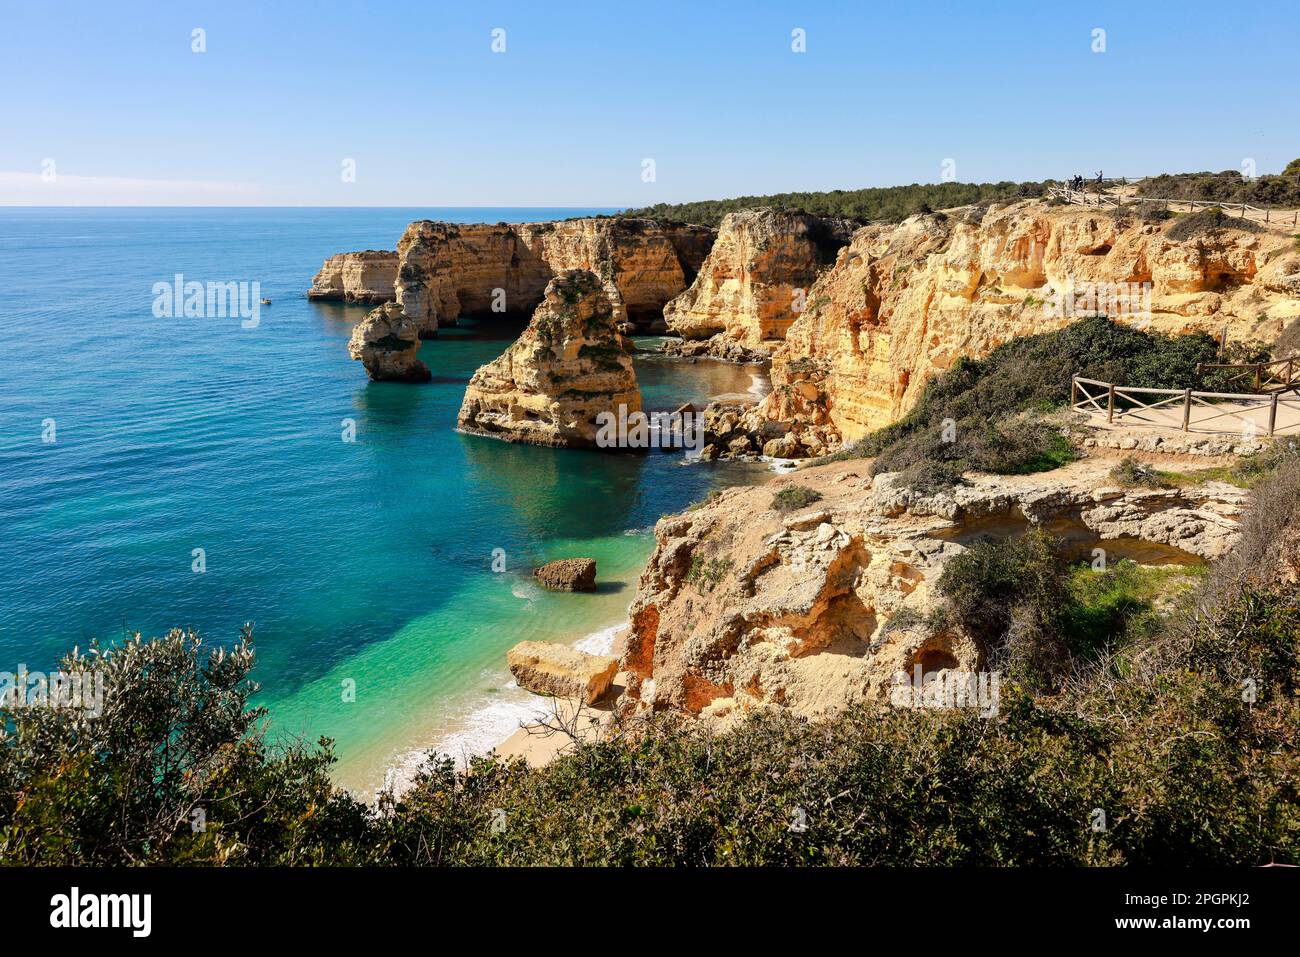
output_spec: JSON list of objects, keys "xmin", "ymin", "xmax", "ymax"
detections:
[
  {"xmin": 308, "ymin": 250, "xmax": 398, "ymax": 304},
  {"xmin": 534, "ymin": 558, "xmax": 597, "ymax": 591},
  {"xmin": 346, "ymin": 302, "xmax": 430, "ymax": 383},
  {"xmin": 619, "ymin": 457, "xmax": 1244, "ymax": 726},
  {"xmin": 395, "ymin": 218, "xmax": 714, "ymax": 336},
  {"xmin": 763, "ymin": 202, "xmax": 1300, "ymax": 445},
  {"xmin": 507, "ymin": 641, "xmax": 619, "ymax": 705},
  {"xmin": 456, "ymin": 270, "xmax": 640, "ymax": 448},
  {"xmin": 663, "ymin": 209, "xmax": 855, "ymax": 355}
]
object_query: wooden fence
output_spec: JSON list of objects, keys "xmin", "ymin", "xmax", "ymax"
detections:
[
  {"xmin": 1047, "ymin": 186, "xmax": 1300, "ymax": 228},
  {"xmin": 1071, "ymin": 375, "xmax": 1300, "ymax": 436}
]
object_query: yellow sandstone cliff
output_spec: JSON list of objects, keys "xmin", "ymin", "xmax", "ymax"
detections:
[
  {"xmin": 307, "ymin": 250, "xmax": 398, "ymax": 304},
  {"xmin": 663, "ymin": 208, "xmax": 853, "ymax": 356},
  {"xmin": 396, "ymin": 218, "xmax": 712, "ymax": 336},
  {"xmin": 763, "ymin": 202, "xmax": 1300, "ymax": 445}
]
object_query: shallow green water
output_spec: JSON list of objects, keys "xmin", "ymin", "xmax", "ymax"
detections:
[{"xmin": 0, "ymin": 208, "xmax": 770, "ymax": 793}]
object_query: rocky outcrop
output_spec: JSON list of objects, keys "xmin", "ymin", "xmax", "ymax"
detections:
[
  {"xmin": 395, "ymin": 218, "xmax": 714, "ymax": 337},
  {"xmin": 762, "ymin": 202, "xmax": 1300, "ymax": 445},
  {"xmin": 456, "ymin": 270, "xmax": 640, "ymax": 448},
  {"xmin": 695, "ymin": 400, "xmax": 839, "ymax": 461},
  {"xmin": 663, "ymin": 209, "xmax": 854, "ymax": 357},
  {"xmin": 347, "ymin": 302, "xmax": 430, "ymax": 383},
  {"xmin": 534, "ymin": 558, "xmax": 597, "ymax": 591},
  {"xmin": 507, "ymin": 641, "xmax": 619, "ymax": 705},
  {"xmin": 619, "ymin": 456, "xmax": 1244, "ymax": 725},
  {"xmin": 308, "ymin": 250, "xmax": 398, "ymax": 303}
]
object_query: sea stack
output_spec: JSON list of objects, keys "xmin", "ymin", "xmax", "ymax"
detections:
[
  {"xmin": 456, "ymin": 269, "xmax": 641, "ymax": 448},
  {"xmin": 347, "ymin": 302, "xmax": 431, "ymax": 383}
]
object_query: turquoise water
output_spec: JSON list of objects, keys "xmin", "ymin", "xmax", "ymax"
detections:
[{"xmin": 0, "ymin": 208, "xmax": 768, "ymax": 791}]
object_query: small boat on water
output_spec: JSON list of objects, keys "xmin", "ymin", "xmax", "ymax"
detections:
[{"xmin": 260, "ymin": 298, "xmax": 272, "ymax": 305}]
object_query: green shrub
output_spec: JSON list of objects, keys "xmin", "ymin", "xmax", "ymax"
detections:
[
  {"xmin": 620, "ymin": 180, "xmax": 1049, "ymax": 227},
  {"xmin": 3, "ymin": 575, "xmax": 1296, "ymax": 866},
  {"xmin": 1063, "ymin": 560, "xmax": 1202, "ymax": 658},
  {"xmin": 1137, "ymin": 168, "xmax": 1300, "ymax": 209},
  {"xmin": 0, "ymin": 627, "xmax": 374, "ymax": 865},
  {"xmin": 770, "ymin": 485, "xmax": 823, "ymax": 512},
  {"xmin": 1166, "ymin": 207, "xmax": 1265, "ymax": 241},
  {"xmin": 835, "ymin": 318, "xmax": 1225, "ymax": 477},
  {"xmin": 1109, "ymin": 456, "xmax": 1170, "ymax": 488},
  {"xmin": 933, "ymin": 529, "xmax": 1071, "ymax": 690}
]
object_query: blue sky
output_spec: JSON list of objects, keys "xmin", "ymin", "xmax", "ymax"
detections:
[{"xmin": 2, "ymin": 0, "xmax": 1297, "ymax": 206}]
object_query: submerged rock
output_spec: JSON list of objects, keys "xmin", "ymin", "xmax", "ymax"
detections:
[
  {"xmin": 347, "ymin": 302, "xmax": 430, "ymax": 383},
  {"xmin": 507, "ymin": 640, "xmax": 619, "ymax": 705},
  {"xmin": 534, "ymin": 558, "xmax": 597, "ymax": 591},
  {"xmin": 456, "ymin": 270, "xmax": 641, "ymax": 448}
]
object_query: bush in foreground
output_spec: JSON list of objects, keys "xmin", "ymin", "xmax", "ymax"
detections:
[{"xmin": 2, "ymin": 563, "xmax": 1295, "ymax": 866}]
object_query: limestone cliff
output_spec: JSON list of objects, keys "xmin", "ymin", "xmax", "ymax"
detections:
[
  {"xmin": 619, "ymin": 456, "xmax": 1244, "ymax": 726},
  {"xmin": 308, "ymin": 250, "xmax": 398, "ymax": 304},
  {"xmin": 663, "ymin": 209, "xmax": 854, "ymax": 356},
  {"xmin": 763, "ymin": 202, "xmax": 1300, "ymax": 445},
  {"xmin": 457, "ymin": 270, "xmax": 640, "ymax": 448},
  {"xmin": 347, "ymin": 302, "xmax": 429, "ymax": 383},
  {"xmin": 395, "ymin": 218, "xmax": 713, "ymax": 337}
]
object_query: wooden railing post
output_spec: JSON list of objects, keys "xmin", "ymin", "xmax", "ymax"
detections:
[
  {"xmin": 1182, "ymin": 388, "xmax": 1192, "ymax": 432},
  {"xmin": 1071, "ymin": 376, "xmax": 1078, "ymax": 409},
  {"xmin": 1288, "ymin": 357, "xmax": 1294, "ymax": 385},
  {"xmin": 1255, "ymin": 364, "xmax": 1262, "ymax": 392},
  {"xmin": 1107, "ymin": 383, "xmax": 1116, "ymax": 423},
  {"xmin": 1269, "ymin": 392, "xmax": 1279, "ymax": 436}
]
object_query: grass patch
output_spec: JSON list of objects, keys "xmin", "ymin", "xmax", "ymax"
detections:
[
  {"xmin": 687, "ymin": 556, "xmax": 733, "ymax": 591},
  {"xmin": 1064, "ymin": 559, "xmax": 1204, "ymax": 657}
]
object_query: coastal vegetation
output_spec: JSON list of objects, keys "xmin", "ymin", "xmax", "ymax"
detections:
[
  {"xmin": 828, "ymin": 317, "xmax": 1237, "ymax": 483},
  {"xmin": 770, "ymin": 485, "xmax": 823, "ymax": 512},
  {"xmin": 1136, "ymin": 163, "xmax": 1300, "ymax": 209},
  {"xmin": 1, "ymin": 564, "xmax": 1294, "ymax": 864},
  {"xmin": 621, "ymin": 161, "xmax": 1300, "ymax": 227},
  {"xmin": 620, "ymin": 180, "xmax": 1050, "ymax": 227}
]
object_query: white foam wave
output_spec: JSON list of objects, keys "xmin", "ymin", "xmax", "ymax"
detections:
[{"xmin": 380, "ymin": 619, "xmax": 628, "ymax": 796}]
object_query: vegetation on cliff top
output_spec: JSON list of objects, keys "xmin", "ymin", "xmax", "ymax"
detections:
[
  {"xmin": 620, "ymin": 180, "xmax": 1050, "ymax": 227},
  {"xmin": 2, "ymin": 554, "xmax": 1295, "ymax": 864},
  {"xmin": 1136, "ymin": 163, "xmax": 1300, "ymax": 209},
  {"xmin": 620, "ymin": 162, "xmax": 1300, "ymax": 227},
  {"xmin": 832, "ymin": 317, "xmax": 1264, "ymax": 485}
]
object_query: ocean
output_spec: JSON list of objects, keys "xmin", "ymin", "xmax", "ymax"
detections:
[{"xmin": 0, "ymin": 207, "xmax": 770, "ymax": 792}]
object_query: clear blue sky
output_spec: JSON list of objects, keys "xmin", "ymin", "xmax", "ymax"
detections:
[{"xmin": 2, "ymin": 0, "xmax": 1297, "ymax": 206}]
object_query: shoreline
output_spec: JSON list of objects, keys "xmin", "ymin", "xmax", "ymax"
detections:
[
  {"xmin": 380, "ymin": 617, "xmax": 631, "ymax": 795},
  {"xmin": 356, "ymin": 353, "xmax": 779, "ymax": 798}
]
